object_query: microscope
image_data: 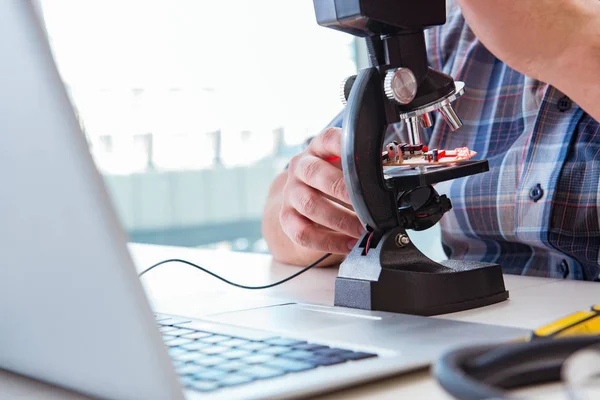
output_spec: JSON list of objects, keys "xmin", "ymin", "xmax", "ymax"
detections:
[{"xmin": 313, "ymin": 0, "xmax": 509, "ymax": 316}]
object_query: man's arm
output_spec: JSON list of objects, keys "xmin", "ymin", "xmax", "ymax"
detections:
[{"xmin": 456, "ymin": 0, "xmax": 600, "ymax": 121}]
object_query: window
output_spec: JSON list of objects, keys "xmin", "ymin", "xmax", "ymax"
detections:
[{"xmin": 39, "ymin": 0, "xmax": 359, "ymax": 253}]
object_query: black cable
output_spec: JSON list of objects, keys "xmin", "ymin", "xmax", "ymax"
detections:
[{"xmin": 138, "ymin": 253, "xmax": 333, "ymax": 290}]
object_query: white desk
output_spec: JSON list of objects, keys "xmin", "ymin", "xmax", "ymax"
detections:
[{"xmin": 2, "ymin": 243, "xmax": 599, "ymax": 399}]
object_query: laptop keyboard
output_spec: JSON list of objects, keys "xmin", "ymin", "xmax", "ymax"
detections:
[{"xmin": 156, "ymin": 315, "xmax": 378, "ymax": 393}]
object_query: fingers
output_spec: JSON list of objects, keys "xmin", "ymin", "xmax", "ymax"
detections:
[
  {"xmin": 289, "ymin": 155, "xmax": 351, "ymax": 204},
  {"xmin": 307, "ymin": 127, "xmax": 342, "ymax": 160},
  {"xmin": 279, "ymin": 207, "xmax": 359, "ymax": 254},
  {"xmin": 279, "ymin": 126, "xmax": 364, "ymax": 255},
  {"xmin": 287, "ymin": 183, "xmax": 364, "ymax": 239}
]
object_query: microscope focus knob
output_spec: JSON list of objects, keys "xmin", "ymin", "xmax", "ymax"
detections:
[
  {"xmin": 384, "ymin": 68, "xmax": 418, "ymax": 105},
  {"xmin": 340, "ymin": 75, "xmax": 357, "ymax": 105}
]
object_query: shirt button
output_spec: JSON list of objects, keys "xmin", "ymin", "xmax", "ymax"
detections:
[
  {"xmin": 557, "ymin": 96, "xmax": 572, "ymax": 112},
  {"xmin": 559, "ymin": 260, "xmax": 569, "ymax": 278},
  {"xmin": 529, "ymin": 184, "xmax": 544, "ymax": 202}
]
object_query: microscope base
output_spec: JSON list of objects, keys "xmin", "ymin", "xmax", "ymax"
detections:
[{"xmin": 334, "ymin": 260, "xmax": 509, "ymax": 316}]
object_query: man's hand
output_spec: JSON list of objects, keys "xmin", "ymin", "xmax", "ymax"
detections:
[
  {"xmin": 279, "ymin": 128, "xmax": 364, "ymax": 254},
  {"xmin": 261, "ymin": 127, "xmax": 364, "ymax": 266},
  {"xmin": 279, "ymin": 127, "xmax": 365, "ymax": 255},
  {"xmin": 456, "ymin": 0, "xmax": 600, "ymax": 121}
]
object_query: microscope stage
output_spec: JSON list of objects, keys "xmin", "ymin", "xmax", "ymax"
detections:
[
  {"xmin": 382, "ymin": 143, "xmax": 477, "ymax": 167},
  {"xmin": 383, "ymin": 159, "xmax": 489, "ymax": 192}
]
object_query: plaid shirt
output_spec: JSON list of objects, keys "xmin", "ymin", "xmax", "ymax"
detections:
[{"xmin": 329, "ymin": 2, "xmax": 600, "ymax": 281}]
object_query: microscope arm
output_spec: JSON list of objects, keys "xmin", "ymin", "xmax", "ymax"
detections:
[{"xmin": 342, "ymin": 67, "xmax": 398, "ymax": 233}]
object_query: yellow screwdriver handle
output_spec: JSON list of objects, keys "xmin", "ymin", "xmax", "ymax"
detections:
[{"xmin": 531, "ymin": 305, "xmax": 600, "ymax": 340}]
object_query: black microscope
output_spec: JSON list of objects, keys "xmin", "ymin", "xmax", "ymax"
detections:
[{"xmin": 313, "ymin": 0, "xmax": 509, "ymax": 316}]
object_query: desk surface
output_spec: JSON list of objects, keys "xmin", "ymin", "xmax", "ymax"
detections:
[{"xmin": 3, "ymin": 243, "xmax": 600, "ymax": 399}]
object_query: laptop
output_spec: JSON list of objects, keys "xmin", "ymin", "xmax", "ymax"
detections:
[{"xmin": 0, "ymin": 1, "xmax": 530, "ymax": 399}]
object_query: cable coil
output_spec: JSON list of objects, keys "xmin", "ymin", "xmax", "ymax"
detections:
[{"xmin": 433, "ymin": 336, "xmax": 600, "ymax": 400}]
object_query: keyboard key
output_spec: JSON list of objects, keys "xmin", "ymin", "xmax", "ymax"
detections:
[
  {"xmin": 188, "ymin": 380, "xmax": 219, "ymax": 392},
  {"xmin": 194, "ymin": 356, "xmax": 227, "ymax": 367},
  {"xmin": 218, "ymin": 374, "xmax": 254, "ymax": 387},
  {"xmin": 220, "ymin": 349, "xmax": 252, "ymax": 360},
  {"xmin": 200, "ymin": 335, "xmax": 232, "ymax": 344},
  {"xmin": 241, "ymin": 354, "xmax": 274, "ymax": 364},
  {"xmin": 293, "ymin": 343, "xmax": 329, "ymax": 352},
  {"xmin": 200, "ymin": 346, "xmax": 229, "ymax": 356},
  {"xmin": 263, "ymin": 358, "xmax": 316, "ymax": 373},
  {"xmin": 215, "ymin": 360, "xmax": 248, "ymax": 372},
  {"xmin": 185, "ymin": 321, "xmax": 276, "ymax": 341},
  {"xmin": 180, "ymin": 376, "xmax": 196, "ymax": 388},
  {"xmin": 306, "ymin": 356, "xmax": 346, "ymax": 366},
  {"xmin": 177, "ymin": 364, "xmax": 207, "ymax": 375},
  {"xmin": 159, "ymin": 326, "xmax": 179, "ymax": 333},
  {"xmin": 162, "ymin": 334, "xmax": 178, "ymax": 341},
  {"xmin": 183, "ymin": 331, "xmax": 213, "ymax": 340},
  {"xmin": 176, "ymin": 352, "xmax": 208, "ymax": 362},
  {"xmin": 172, "ymin": 323, "xmax": 194, "ymax": 328},
  {"xmin": 342, "ymin": 351, "xmax": 377, "ymax": 361},
  {"xmin": 237, "ymin": 365, "xmax": 285, "ymax": 380},
  {"xmin": 165, "ymin": 337, "xmax": 194, "ymax": 347},
  {"xmin": 168, "ymin": 347, "xmax": 188, "ymax": 357},
  {"xmin": 264, "ymin": 338, "xmax": 307, "ymax": 347},
  {"xmin": 220, "ymin": 338, "xmax": 251, "ymax": 348},
  {"xmin": 182, "ymin": 341, "xmax": 210, "ymax": 351},
  {"xmin": 261, "ymin": 346, "xmax": 292, "ymax": 356},
  {"xmin": 237, "ymin": 342, "xmax": 270, "ymax": 352},
  {"xmin": 314, "ymin": 348, "xmax": 352, "ymax": 358},
  {"xmin": 194, "ymin": 369, "xmax": 229, "ymax": 381},
  {"xmin": 167, "ymin": 328, "xmax": 196, "ymax": 337},
  {"xmin": 281, "ymin": 350, "xmax": 314, "ymax": 360}
]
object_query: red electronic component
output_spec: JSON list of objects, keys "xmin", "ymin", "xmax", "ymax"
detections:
[{"xmin": 382, "ymin": 143, "xmax": 476, "ymax": 166}]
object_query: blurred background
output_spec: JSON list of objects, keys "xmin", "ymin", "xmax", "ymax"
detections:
[{"xmin": 38, "ymin": 0, "xmax": 444, "ymax": 259}]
